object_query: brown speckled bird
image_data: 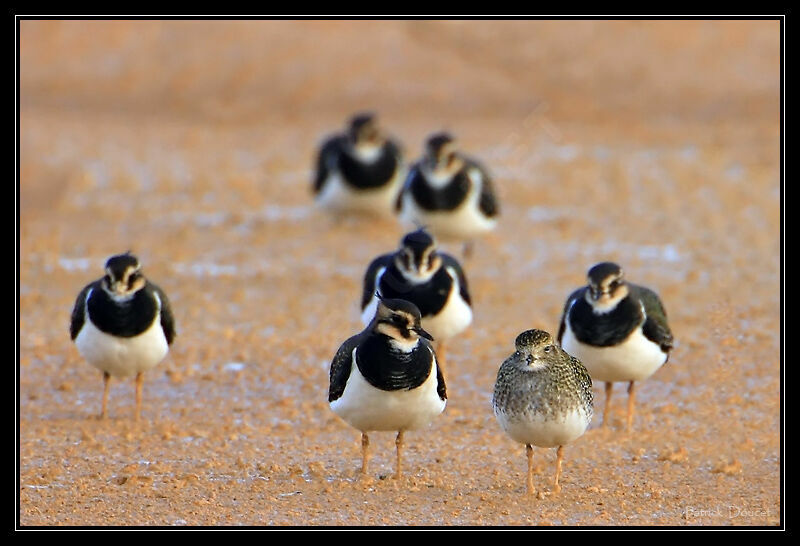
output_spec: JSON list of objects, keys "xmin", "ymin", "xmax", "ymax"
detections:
[{"xmin": 493, "ymin": 329, "xmax": 593, "ymax": 496}]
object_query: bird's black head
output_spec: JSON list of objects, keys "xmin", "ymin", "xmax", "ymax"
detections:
[
  {"xmin": 586, "ymin": 261, "xmax": 628, "ymax": 305},
  {"xmin": 373, "ymin": 295, "xmax": 434, "ymax": 343},
  {"xmin": 102, "ymin": 252, "xmax": 145, "ymax": 297},
  {"xmin": 424, "ymin": 132, "xmax": 458, "ymax": 170},
  {"xmin": 347, "ymin": 112, "xmax": 381, "ymax": 148},
  {"xmin": 394, "ymin": 227, "xmax": 441, "ymax": 279}
]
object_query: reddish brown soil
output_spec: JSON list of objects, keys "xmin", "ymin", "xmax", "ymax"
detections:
[{"xmin": 18, "ymin": 20, "xmax": 781, "ymax": 527}]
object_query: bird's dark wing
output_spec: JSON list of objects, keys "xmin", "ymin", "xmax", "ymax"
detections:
[
  {"xmin": 440, "ymin": 252, "xmax": 471, "ymax": 305},
  {"xmin": 557, "ymin": 287, "xmax": 586, "ymax": 344},
  {"xmin": 384, "ymin": 138, "xmax": 404, "ymax": 165},
  {"xmin": 328, "ymin": 333, "xmax": 363, "ymax": 403},
  {"xmin": 149, "ymin": 281, "xmax": 177, "ymax": 346},
  {"xmin": 361, "ymin": 253, "xmax": 394, "ymax": 310},
  {"xmin": 630, "ymin": 283, "xmax": 674, "ymax": 354},
  {"xmin": 69, "ymin": 280, "xmax": 99, "ymax": 340},
  {"xmin": 465, "ymin": 158, "xmax": 499, "ymax": 218},
  {"xmin": 313, "ymin": 135, "xmax": 346, "ymax": 194},
  {"xmin": 435, "ymin": 354, "xmax": 447, "ymax": 401},
  {"xmin": 570, "ymin": 353, "xmax": 594, "ymax": 399}
]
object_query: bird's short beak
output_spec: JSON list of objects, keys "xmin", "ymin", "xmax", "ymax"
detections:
[
  {"xmin": 415, "ymin": 326, "xmax": 434, "ymax": 341},
  {"xmin": 111, "ymin": 281, "xmax": 127, "ymax": 295}
]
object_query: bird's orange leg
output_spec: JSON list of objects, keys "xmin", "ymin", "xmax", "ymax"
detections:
[
  {"xmin": 135, "ymin": 372, "xmax": 143, "ymax": 422},
  {"xmin": 100, "ymin": 372, "xmax": 110, "ymax": 419},
  {"xmin": 394, "ymin": 430, "xmax": 405, "ymax": 480},
  {"xmin": 627, "ymin": 381, "xmax": 636, "ymax": 432},
  {"xmin": 360, "ymin": 432, "xmax": 370, "ymax": 477},
  {"xmin": 526, "ymin": 444, "xmax": 536, "ymax": 495},
  {"xmin": 603, "ymin": 381, "xmax": 613, "ymax": 428},
  {"xmin": 553, "ymin": 446, "xmax": 564, "ymax": 493}
]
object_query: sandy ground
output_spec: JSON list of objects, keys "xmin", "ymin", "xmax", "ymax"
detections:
[{"xmin": 17, "ymin": 20, "xmax": 782, "ymax": 527}]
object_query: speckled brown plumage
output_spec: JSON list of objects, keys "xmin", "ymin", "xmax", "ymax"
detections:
[
  {"xmin": 492, "ymin": 329, "xmax": 593, "ymax": 496},
  {"xmin": 493, "ymin": 330, "xmax": 593, "ymax": 423}
]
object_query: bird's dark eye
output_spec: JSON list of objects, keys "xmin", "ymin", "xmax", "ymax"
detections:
[
  {"xmin": 104, "ymin": 275, "xmax": 111, "ymax": 284},
  {"xmin": 427, "ymin": 254, "xmax": 435, "ymax": 268},
  {"xmin": 128, "ymin": 272, "xmax": 140, "ymax": 288},
  {"xmin": 544, "ymin": 346, "xmax": 552, "ymax": 353},
  {"xmin": 390, "ymin": 315, "xmax": 405, "ymax": 327}
]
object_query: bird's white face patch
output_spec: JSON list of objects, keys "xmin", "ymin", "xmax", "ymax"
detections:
[
  {"xmin": 396, "ymin": 248, "xmax": 440, "ymax": 283},
  {"xmin": 388, "ymin": 336, "xmax": 420, "ymax": 353},
  {"xmin": 422, "ymin": 153, "xmax": 465, "ymax": 188},
  {"xmin": 586, "ymin": 283, "xmax": 629, "ymax": 314},
  {"xmin": 374, "ymin": 320, "xmax": 401, "ymax": 339},
  {"xmin": 103, "ymin": 264, "xmax": 145, "ymax": 301},
  {"xmin": 375, "ymin": 321, "xmax": 420, "ymax": 352}
]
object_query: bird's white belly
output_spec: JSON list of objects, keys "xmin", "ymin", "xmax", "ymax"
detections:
[
  {"xmin": 399, "ymin": 192, "xmax": 496, "ymax": 240},
  {"xmin": 495, "ymin": 407, "xmax": 590, "ymax": 448},
  {"xmin": 561, "ymin": 322, "xmax": 667, "ymax": 383},
  {"xmin": 75, "ymin": 318, "xmax": 169, "ymax": 378},
  {"xmin": 316, "ymin": 169, "xmax": 404, "ymax": 216},
  {"xmin": 330, "ymin": 350, "xmax": 446, "ymax": 432}
]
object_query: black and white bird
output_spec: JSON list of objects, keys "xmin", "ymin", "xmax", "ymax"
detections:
[
  {"xmin": 557, "ymin": 262, "xmax": 673, "ymax": 431},
  {"xmin": 328, "ymin": 296, "xmax": 446, "ymax": 479},
  {"xmin": 360, "ymin": 227, "xmax": 472, "ymax": 368},
  {"xmin": 396, "ymin": 132, "xmax": 499, "ymax": 256},
  {"xmin": 312, "ymin": 112, "xmax": 406, "ymax": 217},
  {"xmin": 493, "ymin": 329, "xmax": 593, "ymax": 495},
  {"xmin": 70, "ymin": 252, "xmax": 176, "ymax": 420}
]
